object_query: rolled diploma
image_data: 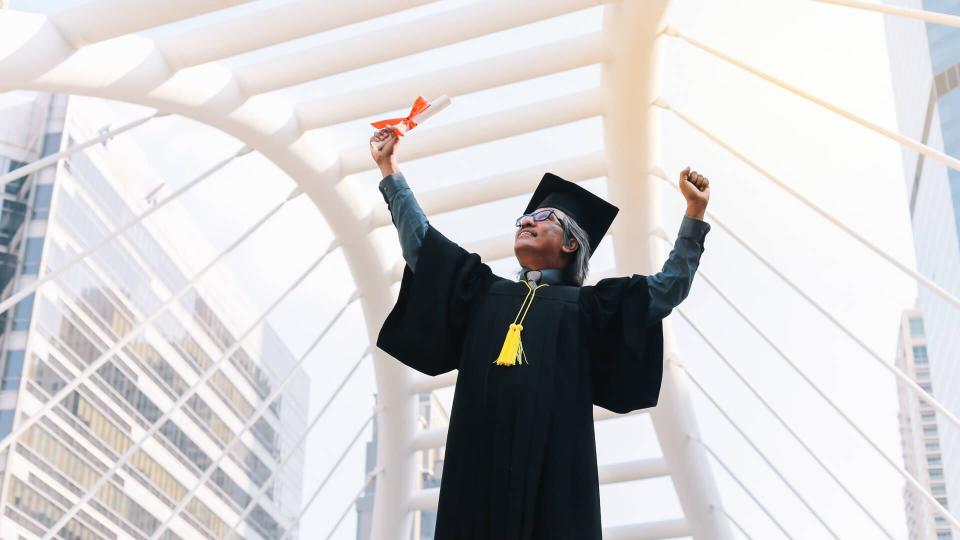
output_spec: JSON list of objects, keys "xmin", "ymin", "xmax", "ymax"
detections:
[{"xmin": 376, "ymin": 95, "xmax": 452, "ymax": 149}]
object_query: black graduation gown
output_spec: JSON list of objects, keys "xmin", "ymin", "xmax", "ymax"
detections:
[{"xmin": 377, "ymin": 225, "xmax": 664, "ymax": 540}]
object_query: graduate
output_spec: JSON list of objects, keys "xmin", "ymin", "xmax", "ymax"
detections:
[{"xmin": 370, "ymin": 128, "xmax": 711, "ymax": 540}]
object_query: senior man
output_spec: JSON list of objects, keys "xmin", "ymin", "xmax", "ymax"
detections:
[{"xmin": 371, "ymin": 128, "xmax": 711, "ymax": 540}]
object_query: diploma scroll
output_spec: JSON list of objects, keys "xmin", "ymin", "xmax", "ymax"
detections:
[{"xmin": 373, "ymin": 95, "xmax": 452, "ymax": 150}]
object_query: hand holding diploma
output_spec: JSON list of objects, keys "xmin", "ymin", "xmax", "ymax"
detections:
[
  {"xmin": 370, "ymin": 127, "xmax": 400, "ymax": 177},
  {"xmin": 369, "ymin": 95, "xmax": 451, "ymax": 176},
  {"xmin": 371, "ymin": 95, "xmax": 451, "ymax": 149}
]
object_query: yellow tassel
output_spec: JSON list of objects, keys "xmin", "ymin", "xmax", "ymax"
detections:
[
  {"xmin": 494, "ymin": 323, "xmax": 523, "ymax": 366},
  {"xmin": 493, "ymin": 279, "xmax": 548, "ymax": 367}
]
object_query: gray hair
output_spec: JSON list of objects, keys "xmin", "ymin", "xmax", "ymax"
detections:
[{"xmin": 561, "ymin": 214, "xmax": 591, "ymax": 286}]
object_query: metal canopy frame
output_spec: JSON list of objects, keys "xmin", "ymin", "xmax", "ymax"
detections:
[{"xmin": 0, "ymin": 1, "xmax": 955, "ymax": 539}]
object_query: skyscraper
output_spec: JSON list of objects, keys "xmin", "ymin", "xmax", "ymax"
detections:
[
  {"xmin": 0, "ymin": 93, "xmax": 309, "ymax": 539},
  {"xmin": 884, "ymin": 1, "xmax": 960, "ymax": 537},
  {"xmin": 897, "ymin": 310, "xmax": 951, "ymax": 540}
]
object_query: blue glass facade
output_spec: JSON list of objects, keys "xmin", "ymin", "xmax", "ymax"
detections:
[
  {"xmin": 924, "ymin": 0, "xmax": 960, "ymax": 243},
  {"xmin": 0, "ymin": 95, "xmax": 308, "ymax": 540}
]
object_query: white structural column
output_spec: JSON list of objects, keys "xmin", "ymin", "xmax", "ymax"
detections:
[{"xmin": 601, "ymin": 2, "xmax": 733, "ymax": 538}]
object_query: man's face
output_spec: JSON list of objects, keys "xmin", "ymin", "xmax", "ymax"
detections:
[{"xmin": 514, "ymin": 207, "xmax": 577, "ymax": 270}]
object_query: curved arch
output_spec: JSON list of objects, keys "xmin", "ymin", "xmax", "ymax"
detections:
[{"xmin": 0, "ymin": 10, "xmax": 418, "ymax": 538}]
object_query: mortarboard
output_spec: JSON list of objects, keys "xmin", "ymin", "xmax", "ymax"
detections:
[{"xmin": 523, "ymin": 172, "xmax": 619, "ymax": 256}]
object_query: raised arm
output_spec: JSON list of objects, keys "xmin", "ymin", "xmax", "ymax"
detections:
[
  {"xmin": 370, "ymin": 128, "xmax": 429, "ymax": 272},
  {"xmin": 645, "ymin": 167, "xmax": 711, "ymax": 322}
]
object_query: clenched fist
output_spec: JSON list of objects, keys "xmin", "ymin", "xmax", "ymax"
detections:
[
  {"xmin": 679, "ymin": 166, "xmax": 710, "ymax": 220},
  {"xmin": 370, "ymin": 127, "xmax": 400, "ymax": 177}
]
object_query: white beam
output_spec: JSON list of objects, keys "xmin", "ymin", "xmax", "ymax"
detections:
[
  {"xmin": 597, "ymin": 457, "xmax": 670, "ymax": 484},
  {"xmin": 235, "ymin": 0, "xmax": 609, "ymax": 95},
  {"xmin": 43, "ymin": 240, "xmax": 336, "ymax": 539},
  {"xmin": 408, "ymin": 457, "xmax": 669, "ymax": 511},
  {"xmin": 673, "ymin": 361, "xmax": 894, "ymax": 540},
  {"xmin": 714, "ymin": 505, "xmax": 755, "ymax": 540},
  {"xmin": 278, "ymin": 424, "xmax": 378, "ymax": 540},
  {"xmin": 655, "ymin": 102, "xmax": 960, "ymax": 313},
  {"xmin": 593, "ymin": 406, "xmax": 645, "ymax": 422},
  {"xmin": 812, "ymin": 0, "xmax": 960, "ymax": 28},
  {"xmin": 696, "ymin": 436, "xmax": 793, "ymax": 540},
  {"xmin": 158, "ymin": 0, "xmax": 435, "ymax": 69},
  {"xmin": 468, "ymin": 232, "xmax": 517, "ymax": 262},
  {"xmin": 410, "ymin": 371, "xmax": 457, "ymax": 394},
  {"xmin": 411, "ymin": 427, "xmax": 446, "ymax": 452},
  {"xmin": 51, "ymin": 0, "xmax": 253, "ymax": 48},
  {"xmin": 295, "ymin": 33, "xmax": 609, "ymax": 128},
  {"xmin": 410, "ymin": 411, "xmax": 641, "ymax": 453},
  {"xmin": 340, "ymin": 88, "xmax": 604, "ymax": 175},
  {"xmin": 0, "ymin": 111, "xmax": 162, "ymax": 188},
  {"xmin": 653, "ymin": 170, "xmax": 960, "ymax": 433},
  {"xmin": 314, "ymin": 468, "xmax": 381, "ymax": 540},
  {"xmin": 409, "ymin": 487, "xmax": 440, "ymax": 512},
  {"xmin": 225, "ymin": 355, "xmax": 372, "ymax": 537},
  {"xmin": 603, "ymin": 519, "xmax": 690, "ymax": 540},
  {"xmin": 601, "ymin": 1, "xmax": 733, "ymax": 537},
  {"xmin": 676, "ymin": 306, "xmax": 960, "ymax": 531},
  {"xmin": 148, "ymin": 297, "xmax": 359, "ymax": 540},
  {"xmin": 368, "ymin": 152, "xmax": 606, "ymax": 228},
  {"xmin": 663, "ymin": 28, "xmax": 960, "ymax": 175},
  {"xmin": 0, "ymin": 148, "xmax": 254, "ymax": 458}
]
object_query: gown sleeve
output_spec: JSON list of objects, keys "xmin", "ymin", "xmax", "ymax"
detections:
[
  {"xmin": 376, "ymin": 224, "xmax": 499, "ymax": 376},
  {"xmin": 579, "ymin": 274, "xmax": 664, "ymax": 414}
]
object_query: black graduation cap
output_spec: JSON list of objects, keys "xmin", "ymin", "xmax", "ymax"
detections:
[{"xmin": 523, "ymin": 172, "xmax": 619, "ymax": 256}]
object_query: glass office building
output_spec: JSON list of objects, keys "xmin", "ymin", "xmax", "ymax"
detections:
[
  {"xmin": 885, "ymin": 2, "xmax": 960, "ymax": 538},
  {"xmin": 897, "ymin": 310, "xmax": 951, "ymax": 540},
  {"xmin": 0, "ymin": 93, "xmax": 308, "ymax": 539}
]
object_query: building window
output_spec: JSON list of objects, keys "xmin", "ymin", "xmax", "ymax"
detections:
[
  {"xmin": 936, "ymin": 532, "xmax": 951, "ymax": 540},
  {"xmin": 5, "ymin": 161, "xmax": 26, "ymax": 196},
  {"xmin": 920, "ymin": 382, "xmax": 933, "ymax": 393},
  {"xmin": 32, "ymin": 184, "xmax": 53, "ymax": 219},
  {"xmin": 41, "ymin": 133, "xmax": 62, "ymax": 158},
  {"xmin": 22, "ymin": 237, "xmax": 44, "ymax": 274},
  {"xmin": 0, "ymin": 199, "xmax": 27, "ymax": 246},
  {"xmin": 922, "ymin": 411, "xmax": 937, "ymax": 422},
  {"xmin": 930, "ymin": 468, "xmax": 944, "ymax": 480},
  {"xmin": 12, "ymin": 294, "xmax": 34, "ymax": 331},
  {"xmin": 926, "ymin": 441, "xmax": 941, "ymax": 451},
  {"xmin": 924, "ymin": 425, "xmax": 939, "ymax": 436},
  {"xmin": 913, "ymin": 345, "xmax": 929, "ymax": 364},
  {"xmin": 1, "ymin": 350, "xmax": 25, "ymax": 390},
  {"xmin": 929, "ymin": 456, "xmax": 942, "ymax": 466},
  {"xmin": 909, "ymin": 317, "xmax": 925, "ymax": 336},
  {"xmin": 6, "ymin": 160, "xmax": 24, "ymax": 174},
  {"xmin": 932, "ymin": 485, "xmax": 946, "ymax": 495},
  {"xmin": 0, "ymin": 409, "xmax": 13, "ymax": 437}
]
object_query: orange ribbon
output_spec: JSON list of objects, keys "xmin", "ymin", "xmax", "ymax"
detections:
[{"xmin": 371, "ymin": 96, "xmax": 431, "ymax": 138}]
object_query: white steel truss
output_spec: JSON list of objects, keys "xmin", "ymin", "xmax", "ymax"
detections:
[{"xmin": 0, "ymin": 1, "xmax": 956, "ymax": 539}]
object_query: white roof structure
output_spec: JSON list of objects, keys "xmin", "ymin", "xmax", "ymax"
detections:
[{"xmin": 1, "ymin": 1, "xmax": 959, "ymax": 539}]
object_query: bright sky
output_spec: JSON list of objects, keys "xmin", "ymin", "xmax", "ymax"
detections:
[{"xmin": 5, "ymin": 0, "xmax": 933, "ymax": 539}]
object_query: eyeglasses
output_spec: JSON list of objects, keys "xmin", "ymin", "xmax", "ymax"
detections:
[{"xmin": 515, "ymin": 209, "xmax": 564, "ymax": 228}]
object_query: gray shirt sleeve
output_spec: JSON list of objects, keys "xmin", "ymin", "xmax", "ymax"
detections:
[
  {"xmin": 645, "ymin": 215, "xmax": 711, "ymax": 322},
  {"xmin": 379, "ymin": 172, "xmax": 429, "ymax": 272},
  {"xmin": 378, "ymin": 170, "xmax": 709, "ymax": 321}
]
